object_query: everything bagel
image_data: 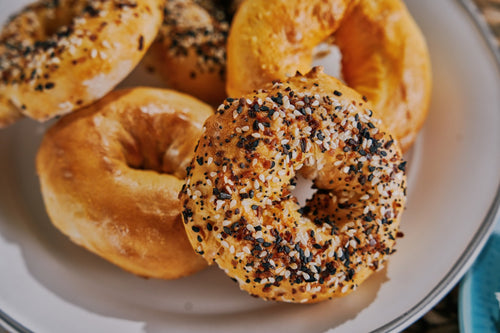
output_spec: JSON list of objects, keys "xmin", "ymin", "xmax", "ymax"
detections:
[
  {"xmin": 180, "ymin": 68, "xmax": 407, "ymax": 303},
  {"xmin": 145, "ymin": 0, "xmax": 232, "ymax": 105},
  {"xmin": 36, "ymin": 87, "xmax": 212, "ymax": 279},
  {"xmin": 0, "ymin": 0, "xmax": 162, "ymax": 127},
  {"xmin": 226, "ymin": 0, "xmax": 431, "ymax": 151}
]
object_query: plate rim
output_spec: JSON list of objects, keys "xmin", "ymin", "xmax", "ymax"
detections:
[
  {"xmin": 372, "ymin": 2, "xmax": 500, "ymax": 331},
  {"xmin": 1, "ymin": 0, "xmax": 500, "ymax": 332},
  {"xmin": 0, "ymin": 308, "xmax": 31, "ymax": 333}
]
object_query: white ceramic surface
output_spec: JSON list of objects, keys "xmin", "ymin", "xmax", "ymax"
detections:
[{"xmin": 1, "ymin": 0, "xmax": 500, "ymax": 332}]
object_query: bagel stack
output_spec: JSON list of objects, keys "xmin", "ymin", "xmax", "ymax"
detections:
[{"xmin": 1, "ymin": 0, "xmax": 432, "ymax": 302}]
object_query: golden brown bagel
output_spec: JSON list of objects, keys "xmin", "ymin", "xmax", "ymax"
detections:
[
  {"xmin": 145, "ymin": 0, "xmax": 231, "ymax": 105},
  {"xmin": 36, "ymin": 88, "xmax": 212, "ymax": 279},
  {"xmin": 180, "ymin": 68, "xmax": 407, "ymax": 303},
  {"xmin": 226, "ymin": 0, "xmax": 431, "ymax": 151},
  {"xmin": 0, "ymin": 0, "xmax": 162, "ymax": 127}
]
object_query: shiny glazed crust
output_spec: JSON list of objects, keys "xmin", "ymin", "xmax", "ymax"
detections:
[
  {"xmin": 0, "ymin": 0, "xmax": 163, "ymax": 127},
  {"xmin": 36, "ymin": 87, "xmax": 212, "ymax": 279},
  {"xmin": 226, "ymin": 0, "xmax": 431, "ymax": 152},
  {"xmin": 181, "ymin": 68, "xmax": 407, "ymax": 303}
]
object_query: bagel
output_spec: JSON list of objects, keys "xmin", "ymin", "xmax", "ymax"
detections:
[
  {"xmin": 180, "ymin": 67, "xmax": 407, "ymax": 303},
  {"xmin": 0, "ymin": 0, "xmax": 162, "ymax": 127},
  {"xmin": 36, "ymin": 87, "xmax": 212, "ymax": 279},
  {"xmin": 226, "ymin": 0, "xmax": 432, "ymax": 151},
  {"xmin": 145, "ymin": 0, "xmax": 232, "ymax": 105}
]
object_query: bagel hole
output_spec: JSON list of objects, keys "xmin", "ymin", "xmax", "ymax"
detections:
[
  {"xmin": 37, "ymin": 3, "xmax": 92, "ymax": 39},
  {"xmin": 116, "ymin": 125, "xmax": 169, "ymax": 174},
  {"xmin": 119, "ymin": 113, "xmax": 196, "ymax": 180},
  {"xmin": 43, "ymin": 18, "xmax": 74, "ymax": 39},
  {"xmin": 312, "ymin": 41, "xmax": 343, "ymax": 82},
  {"xmin": 38, "ymin": 4, "xmax": 80, "ymax": 38},
  {"xmin": 122, "ymin": 140, "xmax": 183, "ymax": 177},
  {"xmin": 123, "ymin": 147, "xmax": 189, "ymax": 180},
  {"xmin": 291, "ymin": 174, "xmax": 315, "ymax": 207},
  {"xmin": 124, "ymin": 154, "xmax": 162, "ymax": 173}
]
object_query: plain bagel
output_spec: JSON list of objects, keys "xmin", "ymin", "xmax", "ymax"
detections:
[
  {"xmin": 226, "ymin": 0, "xmax": 431, "ymax": 151},
  {"xmin": 36, "ymin": 87, "xmax": 212, "ymax": 279}
]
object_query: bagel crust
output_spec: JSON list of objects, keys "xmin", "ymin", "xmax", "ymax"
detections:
[
  {"xmin": 0, "ymin": 0, "xmax": 162, "ymax": 127},
  {"xmin": 226, "ymin": 0, "xmax": 431, "ymax": 151},
  {"xmin": 181, "ymin": 68, "xmax": 407, "ymax": 303},
  {"xmin": 145, "ymin": 0, "xmax": 231, "ymax": 105},
  {"xmin": 36, "ymin": 88, "xmax": 212, "ymax": 279}
]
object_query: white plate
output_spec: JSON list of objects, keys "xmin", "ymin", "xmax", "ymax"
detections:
[{"xmin": 1, "ymin": 0, "xmax": 500, "ymax": 332}]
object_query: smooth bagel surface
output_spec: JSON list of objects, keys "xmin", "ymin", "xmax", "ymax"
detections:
[{"xmin": 37, "ymin": 87, "xmax": 212, "ymax": 279}]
